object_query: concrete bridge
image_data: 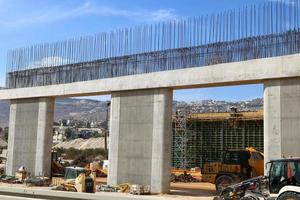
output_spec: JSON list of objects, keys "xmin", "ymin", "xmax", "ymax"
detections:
[
  {"xmin": 1, "ymin": 53, "xmax": 300, "ymax": 193},
  {"xmin": 1, "ymin": 1, "xmax": 300, "ymax": 193}
]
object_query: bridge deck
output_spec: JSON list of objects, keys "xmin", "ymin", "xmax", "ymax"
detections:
[
  {"xmin": 6, "ymin": 30, "xmax": 300, "ymax": 89},
  {"xmin": 1, "ymin": 53, "xmax": 300, "ymax": 100}
]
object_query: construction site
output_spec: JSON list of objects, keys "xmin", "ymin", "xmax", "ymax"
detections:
[
  {"xmin": 1, "ymin": 0, "xmax": 300, "ymax": 199},
  {"xmin": 0, "ymin": 108, "xmax": 264, "ymax": 199}
]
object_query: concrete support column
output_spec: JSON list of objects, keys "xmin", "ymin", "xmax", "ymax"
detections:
[
  {"xmin": 108, "ymin": 88, "xmax": 173, "ymax": 194},
  {"xmin": 6, "ymin": 98, "xmax": 54, "ymax": 177},
  {"xmin": 264, "ymin": 78, "xmax": 300, "ymax": 164}
]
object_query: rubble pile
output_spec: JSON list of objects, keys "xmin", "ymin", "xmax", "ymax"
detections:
[
  {"xmin": 96, "ymin": 184, "xmax": 118, "ymax": 192},
  {"xmin": 96, "ymin": 183, "xmax": 150, "ymax": 195},
  {"xmin": 25, "ymin": 177, "xmax": 50, "ymax": 187},
  {"xmin": 0, "ymin": 175, "xmax": 21, "ymax": 184},
  {"xmin": 170, "ymin": 173, "xmax": 199, "ymax": 183}
]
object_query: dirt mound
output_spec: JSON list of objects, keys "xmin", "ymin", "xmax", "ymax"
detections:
[{"xmin": 53, "ymin": 137, "xmax": 108, "ymax": 150}]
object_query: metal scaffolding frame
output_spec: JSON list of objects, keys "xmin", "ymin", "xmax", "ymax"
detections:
[
  {"xmin": 172, "ymin": 112, "xmax": 264, "ymax": 169},
  {"xmin": 172, "ymin": 109, "xmax": 189, "ymax": 169}
]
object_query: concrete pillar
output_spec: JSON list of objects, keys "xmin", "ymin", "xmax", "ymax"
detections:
[
  {"xmin": 6, "ymin": 98, "xmax": 54, "ymax": 177},
  {"xmin": 108, "ymin": 88, "xmax": 173, "ymax": 194},
  {"xmin": 264, "ymin": 78, "xmax": 300, "ymax": 164}
]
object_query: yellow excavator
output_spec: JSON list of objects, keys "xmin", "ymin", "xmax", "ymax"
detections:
[{"xmin": 202, "ymin": 147, "xmax": 264, "ymax": 193}]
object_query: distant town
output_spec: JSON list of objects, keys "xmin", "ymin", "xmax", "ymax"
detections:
[{"xmin": 0, "ymin": 97, "xmax": 263, "ymax": 146}]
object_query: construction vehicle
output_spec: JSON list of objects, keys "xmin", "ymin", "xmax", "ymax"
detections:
[
  {"xmin": 202, "ymin": 147, "xmax": 264, "ymax": 193},
  {"xmin": 51, "ymin": 151, "xmax": 65, "ymax": 177},
  {"xmin": 214, "ymin": 158, "xmax": 300, "ymax": 200},
  {"xmin": 54, "ymin": 166, "xmax": 96, "ymax": 193},
  {"xmin": 85, "ymin": 161, "xmax": 108, "ymax": 177}
]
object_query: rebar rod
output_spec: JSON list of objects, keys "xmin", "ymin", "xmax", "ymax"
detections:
[{"xmin": 5, "ymin": 0, "xmax": 300, "ymax": 88}]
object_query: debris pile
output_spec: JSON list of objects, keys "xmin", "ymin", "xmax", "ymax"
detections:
[
  {"xmin": 0, "ymin": 175, "xmax": 20, "ymax": 184},
  {"xmin": 0, "ymin": 166, "xmax": 27, "ymax": 184},
  {"xmin": 0, "ymin": 166, "xmax": 50, "ymax": 187},
  {"xmin": 130, "ymin": 184, "xmax": 150, "ymax": 195},
  {"xmin": 25, "ymin": 177, "xmax": 50, "ymax": 187},
  {"xmin": 96, "ymin": 184, "xmax": 131, "ymax": 193},
  {"xmin": 97, "ymin": 183, "xmax": 150, "ymax": 195},
  {"xmin": 170, "ymin": 172, "xmax": 200, "ymax": 183},
  {"xmin": 96, "ymin": 184, "xmax": 118, "ymax": 192}
]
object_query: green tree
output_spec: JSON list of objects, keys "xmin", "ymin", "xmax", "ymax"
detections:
[
  {"xmin": 86, "ymin": 122, "xmax": 91, "ymax": 128},
  {"xmin": 64, "ymin": 128, "xmax": 73, "ymax": 140}
]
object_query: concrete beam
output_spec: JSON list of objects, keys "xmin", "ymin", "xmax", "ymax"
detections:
[
  {"xmin": 108, "ymin": 89, "xmax": 173, "ymax": 194},
  {"xmin": 6, "ymin": 98, "xmax": 54, "ymax": 177},
  {"xmin": 264, "ymin": 78, "xmax": 300, "ymax": 163},
  {"xmin": 1, "ymin": 54, "xmax": 300, "ymax": 100}
]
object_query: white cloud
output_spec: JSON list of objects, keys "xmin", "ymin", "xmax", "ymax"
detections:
[
  {"xmin": 147, "ymin": 9, "xmax": 178, "ymax": 22},
  {"xmin": 28, "ymin": 56, "xmax": 70, "ymax": 69},
  {"xmin": 79, "ymin": 2, "xmax": 178, "ymax": 22},
  {"xmin": 0, "ymin": 1, "xmax": 178, "ymax": 28}
]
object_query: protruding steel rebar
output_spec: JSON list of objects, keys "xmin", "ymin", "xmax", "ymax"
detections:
[{"xmin": 5, "ymin": 0, "xmax": 300, "ymax": 88}]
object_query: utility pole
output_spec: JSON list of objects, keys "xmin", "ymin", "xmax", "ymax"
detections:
[{"xmin": 104, "ymin": 101, "xmax": 111, "ymax": 152}]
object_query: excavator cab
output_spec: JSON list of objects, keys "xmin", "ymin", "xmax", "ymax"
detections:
[
  {"xmin": 214, "ymin": 158, "xmax": 300, "ymax": 200},
  {"xmin": 64, "ymin": 167, "xmax": 86, "ymax": 180},
  {"xmin": 64, "ymin": 167, "xmax": 95, "ymax": 193},
  {"xmin": 222, "ymin": 150, "xmax": 252, "ymax": 177},
  {"xmin": 268, "ymin": 158, "xmax": 300, "ymax": 194},
  {"xmin": 51, "ymin": 151, "xmax": 65, "ymax": 177}
]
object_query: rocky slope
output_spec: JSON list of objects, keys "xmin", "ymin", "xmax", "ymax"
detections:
[{"xmin": 0, "ymin": 98, "xmax": 263, "ymax": 128}]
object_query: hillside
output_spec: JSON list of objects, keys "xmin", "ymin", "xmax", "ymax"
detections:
[
  {"xmin": 0, "ymin": 98, "xmax": 263, "ymax": 128},
  {"xmin": 173, "ymin": 98, "xmax": 263, "ymax": 113},
  {"xmin": 0, "ymin": 101, "xmax": 9, "ymax": 128},
  {"xmin": 54, "ymin": 98, "xmax": 109, "ymax": 123}
]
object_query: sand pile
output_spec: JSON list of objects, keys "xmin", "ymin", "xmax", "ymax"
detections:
[{"xmin": 53, "ymin": 137, "xmax": 108, "ymax": 150}]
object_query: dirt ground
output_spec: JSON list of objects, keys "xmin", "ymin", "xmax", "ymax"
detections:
[
  {"xmin": 170, "ymin": 182, "xmax": 216, "ymax": 197},
  {"xmin": 0, "ymin": 177, "xmax": 217, "ymax": 200},
  {"xmin": 97, "ymin": 177, "xmax": 217, "ymax": 200}
]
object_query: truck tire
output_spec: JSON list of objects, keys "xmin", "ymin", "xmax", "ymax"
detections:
[
  {"xmin": 277, "ymin": 192, "xmax": 300, "ymax": 200},
  {"xmin": 215, "ymin": 175, "xmax": 236, "ymax": 194}
]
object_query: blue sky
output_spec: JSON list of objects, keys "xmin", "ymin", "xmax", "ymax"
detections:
[{"xmin": 0, "ymin": 0, "xmax": 267, "ymax": 102}]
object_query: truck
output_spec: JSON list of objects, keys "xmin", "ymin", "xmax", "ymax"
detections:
[
  {"xmin": 202, "ymin": 147, "xmax": 264, "ymax": 193},
  {"xmin": 215, "ymin": 158, "xmax": 300, "ymax": 200}
]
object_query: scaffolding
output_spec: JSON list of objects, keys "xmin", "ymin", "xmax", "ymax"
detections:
[
  {"xmin": 172, "ymin": 111, "xmax": 264, "ymax": 168},
  {"xmin": 172, "ymin": 109, "xmax": 188, "ymax": 169}
]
